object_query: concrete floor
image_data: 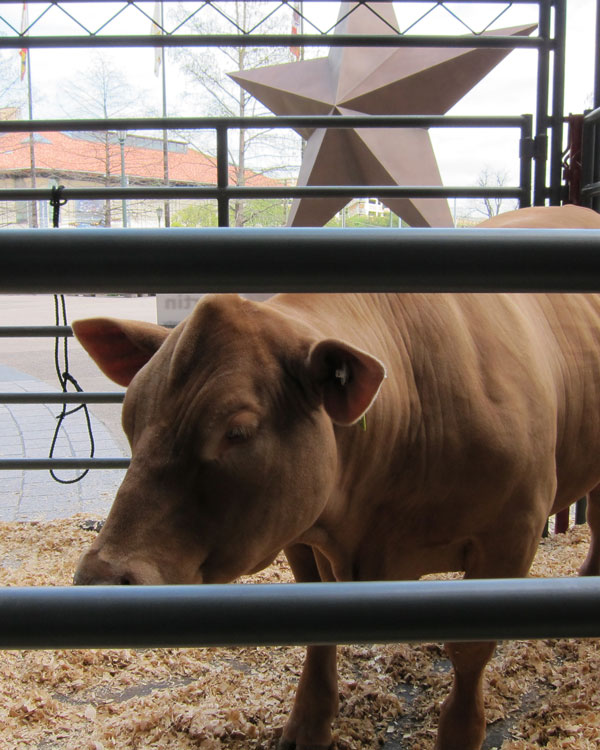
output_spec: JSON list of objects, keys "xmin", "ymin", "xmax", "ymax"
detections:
[{"xmin": 0, "ymin": 294, "xmax": 157, "ymax": 521}]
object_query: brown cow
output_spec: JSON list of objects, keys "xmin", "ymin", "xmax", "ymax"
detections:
[
  {"xmin": 73, "ymin": 205, "xmax": 600, "ymax": 750},
  {"xmin": 478, "ymin": 204, "xmax": 600, "ymax": 228}
]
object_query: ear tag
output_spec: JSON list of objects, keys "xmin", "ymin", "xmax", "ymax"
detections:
[
  {"xmin": 335, "ymin": 362, "xmax": 350, "ymax": 386},
  {"xmin": 360, "ymin": 414, "xmax": 367, "ymax": 432}
]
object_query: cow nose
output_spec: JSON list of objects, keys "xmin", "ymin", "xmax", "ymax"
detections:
[
  {"xmin": 73, "ymin": 570, "xmax": 134, "ymax": 585},
  {"xmin": 73, "ymin": 550, "xmax": 139, "ymax": 586}
]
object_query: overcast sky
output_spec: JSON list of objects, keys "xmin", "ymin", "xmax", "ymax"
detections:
[{"xmin": 1, "ymin": 0, "xmax": 596, "ymax": 200}]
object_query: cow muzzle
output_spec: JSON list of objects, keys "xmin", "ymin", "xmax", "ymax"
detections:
[{"xmin": 73, "ymin": 549, "xmax": 163, "ymax": 586}]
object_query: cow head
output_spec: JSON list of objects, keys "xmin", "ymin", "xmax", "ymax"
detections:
[{"xmin": 72, "ymin": 295, "xmax": 385, "ymax": 585}]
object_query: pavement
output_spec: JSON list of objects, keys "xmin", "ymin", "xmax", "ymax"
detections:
[{"xmin": 0, "ymin": 295, "xmax": 157, "ymax": 522}]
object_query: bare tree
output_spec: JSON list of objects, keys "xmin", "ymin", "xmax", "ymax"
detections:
[
  {"xmin": 173, "ymin": 1, "xmax": 300, "ymax": 226},
  {"xmin": 58, "ymin": 54, "xmax": 148, "ymax": 226},
  {"xmin": 473, "ymin": 165, "xmax": 517, "ymax": 220},
  {"xmin": 0, "ymin": 49, "xmax": 25, "ymax": 112}
]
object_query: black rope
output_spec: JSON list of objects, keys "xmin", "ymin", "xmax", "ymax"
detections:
[
  {"xmin": 50, "ymin": 185, "xmax": 67, "ymax": 228},
  {"xmin": 48, "ymin": 185, "xmax": 96, "ymax": 483},
  {"xmin": 49, "ymin": 294, "xmax": 96, "ymax": 484}
]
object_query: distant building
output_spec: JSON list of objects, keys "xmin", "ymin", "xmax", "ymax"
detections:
[
  {"xmin": 0, "ymin": 124, "xmax": 277, "ymax": 228},
  {"xmin": 347, "ymin": 197, "xmax": 388, "ymax": 219}
]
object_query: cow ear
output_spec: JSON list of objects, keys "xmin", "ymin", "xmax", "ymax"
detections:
[
  {"xmin": 307, "ymin": 339, "xmax": 386, "ymax": 425},
  {"xmin": 71, "ymin": 317, "xmax": 170, "ymax": 387}
]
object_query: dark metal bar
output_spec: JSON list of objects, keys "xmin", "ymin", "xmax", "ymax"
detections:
[
  {"xmin": 0, "ymin": 185, "xmax": 524, "ymax": 202},
  {"xmin": 581, "ymin": 181, "xmax": 600, "ymax": 199},
  {"xmin": 581, "ymin": 114, "xmax": 597, "ymax": 208},
  {"xmin": 0, "ymin": 392, "xmax": 124, "ymax": 404},
  {"xmin": 592, "ymin": 1, "xmax": 600, "ymax": 215},
  {"xmin": 0, "ymin": 34, "xmax": 544, "ymax": 51},
  {"xmin": 519, "ymin": 114, "xmax": 534, "ymax": 207},
  {"xmin": 576, "ymin": 497, "xmax": 588, "ymax": 525},
  {"xmin": 583, "ymin": 107, "xmax": 600, "ymax": 125},
  {"xmin": 0, "ymin": 458, "xmax": 129, "ymax": 470},
  {"xmin": 0, "ymin": 326, "xmax": 72, "ymax": 337},
  {"xmin": 0, "ymin": 578, "xmax": 598, "ymax": 650},
  {"xmin": 2, "ymin": 228, "xmax": 600, "ymax": 295},
  {"xmin": 216, "ymin": 123, "xmax": 227, "ymax": 228},
  {"xmin": 548, "ymin": 0, "xmax": 566, "ymax": 205},
  {"xmin": 533, "ymin": 0, "xmax": 551, "ymax": 205},
  {"xmin": 0, "ymin": 114, "xmax": 529, "ymax": 133}
]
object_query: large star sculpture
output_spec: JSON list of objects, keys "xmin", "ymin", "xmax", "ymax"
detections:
[{"xmin": 230, "ymin": 2, "xmax": 535, "ymax": 227}]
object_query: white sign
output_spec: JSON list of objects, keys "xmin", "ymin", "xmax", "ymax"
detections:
[{"xmin": 156, "ymin": 293, "xmax": 275, "ymax": 327}]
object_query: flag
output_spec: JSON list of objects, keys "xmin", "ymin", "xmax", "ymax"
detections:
[
  {"xmin": 290, "ymin": 2, "xmax": 301, "ymax": 60},
  {"xmin": 151, "ymin": 1, "xmax": 163, "ymax": 77},
  {"xmin": 19, "ymin": 3, "xmax": 28, "ymax": 81}
]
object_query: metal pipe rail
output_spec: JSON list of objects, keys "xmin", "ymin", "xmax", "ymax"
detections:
[
  {"xmin": 0, "ymin": 458, "xmax": 129, "ymax": 470},
  {"xmin": 0, "ymin": 114, "xmax": 532, "ymax": 133},
  {"xmin": 0, "ymin": 578, "xmax": 599, "ymax": 650},
  {"xmin": 2, "ymin": 34, "xmax": 545, "ymax": 51},
  {"xmin": 0, "ymin": 326, "xmax": 72, "ymax": 338},
  {"xmin": 0, "ymin": 392, "xmax": 124, "ymax": 405},
  {"xmin": 585, "ymin": 107, "xmax": 600, "ymax": 126},
  {"xmin": 1, "ymin": 185, "xmax": 526, "ymax": 203},
  {"xmin": 2, "ymin": 227, "xmax": 600, "ymax": 294},
  {"xmin": 582, "ymin": 182, "xmax": 600, "ymax": 201}
]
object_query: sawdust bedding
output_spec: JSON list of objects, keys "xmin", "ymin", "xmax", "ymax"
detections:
[{"xmin": 0, "ymin": 517, "xmax": 598, "ymax": 750}]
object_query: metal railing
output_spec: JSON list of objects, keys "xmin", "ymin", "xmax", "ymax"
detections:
[
  {"xmin": 0, "ymin": 0, "xmax": 567, "ymax": 212},
  {"xmin": 2, "ymin": 577, "xmax": 600, "ymax": 650},
  {"xmin": 0, "ymin": 114, "xmax": 534, "ymax": 227}
]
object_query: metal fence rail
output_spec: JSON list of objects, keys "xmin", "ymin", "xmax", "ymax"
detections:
[
  {"xmin": 0, "ymin": 33, "xmax": 547, "ymax": 51},
  {"xmin": 0, "ymin": 114, "xmax": 534, "ymax": 218},
  {"xmin": 0, "ymin": 392, "xmax": 122, "ymax": 404},
  {"xmin": 2, "ymin": 227, "xmax": 600, "ymax": 295},
  {"xmin": 1, "ymin": 578, "xmax": 599, "ymax": 650}
]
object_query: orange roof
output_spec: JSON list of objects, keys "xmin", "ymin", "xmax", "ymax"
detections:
[{"xmin": 0, "ymin": 130, "xmax": 277, "ymax": 187}]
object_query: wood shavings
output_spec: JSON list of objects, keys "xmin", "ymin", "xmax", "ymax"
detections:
[{"xmin": 0, "ymin": 515, "xmax": 598, "ymax": 748}]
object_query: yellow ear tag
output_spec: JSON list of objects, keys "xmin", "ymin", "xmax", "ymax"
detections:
[{"xmin": 360, "ymin": 414, "xmax": 367, "ymax": 432}]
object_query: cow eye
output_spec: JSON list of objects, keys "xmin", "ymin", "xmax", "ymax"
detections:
[{"xmin": 225, "ymin": 424, "xmax": 254, "ymax": 443}]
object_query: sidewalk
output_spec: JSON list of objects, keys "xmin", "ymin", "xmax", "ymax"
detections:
[
  {"xmin": 0, "ymin": 363, "xmax": 126, "ymax": 522},
  {"xmin": 0, "ymin": 295, "xmax": 157, "ymax": 522}
]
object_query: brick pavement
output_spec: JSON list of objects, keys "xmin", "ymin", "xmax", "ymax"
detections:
[
  {"xmin": 0, "ymin": 362, "xmax": 126, "ymax": 522},
  {"xmin": 0, "ymin": 295, "xmax": 157, "ymax": 523}
]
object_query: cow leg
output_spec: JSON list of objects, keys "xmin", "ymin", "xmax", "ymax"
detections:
[
  {"xmin": 278, "ymin": 645, "xmax": 338, "ymax": 750},
  {"xmin": 579, "ymin": 487, "xmax": 600, "ymax": 576},
  {"xmin": 436, "ymin": 640, "xmax": 496, "ymax": 750},
  {"xmin": 279, "ymin": 544, "xmax": 338, "ymax": 750},
  {"xmin": 435, "ymin": 515, "xmax": 546, "ymax": 750}
]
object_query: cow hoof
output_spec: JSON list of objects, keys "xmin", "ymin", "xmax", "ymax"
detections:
[{"xmin": 278, "ymin": 741, "xmax": 332, "ymax": 750}]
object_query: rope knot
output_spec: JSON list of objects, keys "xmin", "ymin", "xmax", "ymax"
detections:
[{"xmin": 50, "ymin": 185, "xmax": 67, "ymax": 228}]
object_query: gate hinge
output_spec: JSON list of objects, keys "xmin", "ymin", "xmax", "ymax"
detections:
[{"xmin": 520, "ymin": 135, "xmax": 548, "ymax": 161}]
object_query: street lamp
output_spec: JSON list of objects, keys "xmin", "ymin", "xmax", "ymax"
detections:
[{"xmin": 117, "ymin": 130, "xmax": 128, "ymax": 228}]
